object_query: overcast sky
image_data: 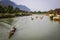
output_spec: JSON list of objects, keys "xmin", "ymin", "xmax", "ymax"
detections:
[{"xmin": 11, "ymin": 0, "xmax": 60, "ymax": 11}]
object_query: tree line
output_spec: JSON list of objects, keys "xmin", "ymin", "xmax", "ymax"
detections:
[
  {"xmin": 48, "ymin": 8, "xmax": 60, "ymax": 15},
  {"xmin": 0, "ymin": 5, "xmax": 27, "ymax": 13}
]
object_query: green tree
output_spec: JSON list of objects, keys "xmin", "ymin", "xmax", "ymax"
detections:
[
  {"xmin": 37, "ymin": 11, "xmax": 41, "ymax": 13},
  {"xmin": 7, "ymin": 5, "xmax": 13, "ymax": 13},
  {"xmin": 0, "ymin": 5, "xmax": 3, "ymax": 13},
  {"xmin": 14, "ymin": 7, "xmax": 20, "ymax": 13}
]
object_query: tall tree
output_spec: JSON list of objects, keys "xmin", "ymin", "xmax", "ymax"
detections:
[{"xmin": 7, "ymin": 5, "xmax": 13, "ymax": 13}]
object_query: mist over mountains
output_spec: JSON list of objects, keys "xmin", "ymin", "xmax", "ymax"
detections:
[{"xmin": 0, "ymin": 0, "xmax": 31, "ymax": 12}]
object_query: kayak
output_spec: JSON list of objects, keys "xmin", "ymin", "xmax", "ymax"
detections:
[{"xmin": 8, "ymin": 28, "xmax": 16, "ymax": 39}]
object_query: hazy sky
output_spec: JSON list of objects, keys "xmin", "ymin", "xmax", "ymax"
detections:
[{"xmin": 11, "ymin": 0, "xmax": 60, "ymax": 11}]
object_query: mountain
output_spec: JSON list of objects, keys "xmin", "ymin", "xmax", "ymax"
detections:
[
  {"xmin": 0, "ymin": 0, "xmax": 30, "ymax": 11},
  {"xmin": 17, "ymin": 5, "xmax": 30, "ymax": 12}
]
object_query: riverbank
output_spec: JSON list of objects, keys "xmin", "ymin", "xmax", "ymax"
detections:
[
  {"xmin": 0, "ymin": 13, "xmax": 32, "ymax": 19},
  {"xmin": 0, "ymin": 18, "xmax": 13, "ymax": 25},
  {"xmin": 48, "ymin": 14, "xmax": 60, "ymax": 21}
]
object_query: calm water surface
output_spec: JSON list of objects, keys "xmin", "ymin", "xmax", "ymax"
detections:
[{"xmin": 0, "ymin": 14, "xmax": 60, "ymax": 40}]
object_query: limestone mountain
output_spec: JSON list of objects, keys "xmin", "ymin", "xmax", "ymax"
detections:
[{"xmin": 0, "ymin": 0, "xmax": 30, "ymax": 11}]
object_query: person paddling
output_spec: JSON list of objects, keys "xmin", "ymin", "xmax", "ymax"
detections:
[{"xmin": 8, "ymin": 27, "xmax": 16, "ymax": 39}]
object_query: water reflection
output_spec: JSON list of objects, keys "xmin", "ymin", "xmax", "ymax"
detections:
[{"xmin": 0, "ymin": 14, "xmax": 60, "ymax": 40}]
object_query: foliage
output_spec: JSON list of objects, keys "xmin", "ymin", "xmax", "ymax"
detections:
[
  {"xmin": 0, "ymin": 5, "xmax": 28, "ymax": 13},
  {"xmin": 48, "ymin": 8, "xmax": 60, "ymax": 15},
  {"xmin": 0, "ymin": 5, "xmax": 30, "ymax": 18},
  {"xmin": 33, "ymin": 11, "xmax": 41, "ymax": 14}
]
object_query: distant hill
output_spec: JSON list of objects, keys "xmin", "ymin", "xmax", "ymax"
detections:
[
  {"xmin": 0, "ymin": 0, "xmax": 31, "ymax": 12},
  {"xmin": 17, "ymin": 5, "xmax": 30, "ymax": 12}
]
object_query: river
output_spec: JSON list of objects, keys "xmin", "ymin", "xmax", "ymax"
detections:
[{"xmin": 0, "ymin": 14, "xmax": 60, "ymax": 40}]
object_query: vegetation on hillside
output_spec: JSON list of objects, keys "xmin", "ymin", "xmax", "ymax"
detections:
[{"xmin": 0, "ymin": 5, "xmax": 30, "ymax": 18}]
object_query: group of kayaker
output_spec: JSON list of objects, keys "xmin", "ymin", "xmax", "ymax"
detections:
[{"xmin": 31, "ymin": 16, "xmax": 43, "ymax": 20}]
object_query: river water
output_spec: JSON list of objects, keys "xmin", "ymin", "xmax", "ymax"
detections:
[{"xmin": 0, "ymin": 14, "xmax": 60, "ymax": 40}]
